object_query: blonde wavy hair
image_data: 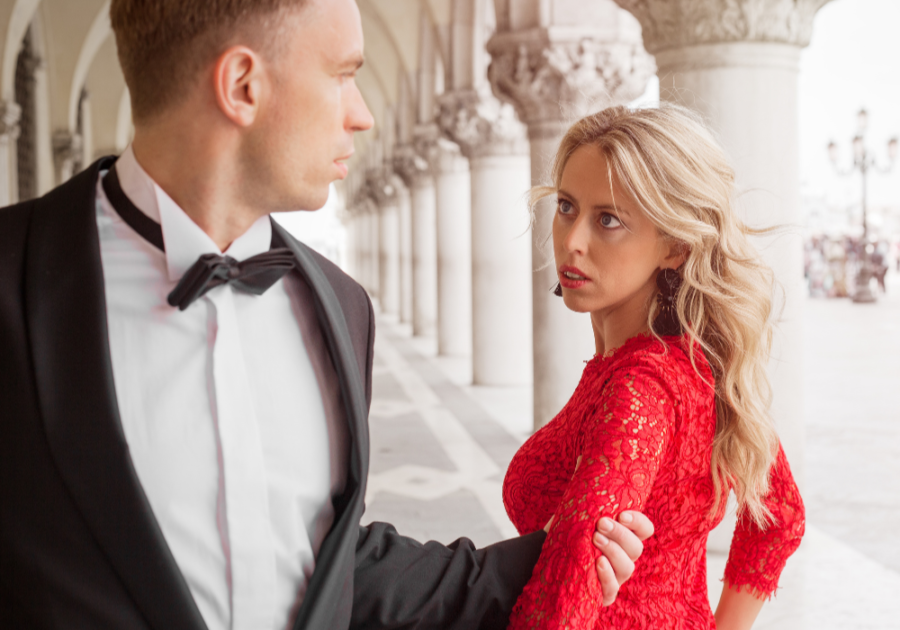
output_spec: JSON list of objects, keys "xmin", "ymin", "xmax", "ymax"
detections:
[{"xmin": 532, "ymin": 104, "xmax": 779, "ymax": 526}]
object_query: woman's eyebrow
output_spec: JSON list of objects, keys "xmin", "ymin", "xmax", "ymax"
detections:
[{"xmin": 557, "ymin": 189, "xmax": 630, "ymax": 215}]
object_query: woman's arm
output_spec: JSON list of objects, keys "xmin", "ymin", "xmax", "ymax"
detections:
[
  {"xmin": 714, "ymin": 582, "xmax": 765, "ymax": 630},
  {"xmin": 722, "ymin": 443, "xmax": 805, "ymax": 602},
  {"xmin": 508, "ymin": 362, "xmax": 674, "ymax": 629}
]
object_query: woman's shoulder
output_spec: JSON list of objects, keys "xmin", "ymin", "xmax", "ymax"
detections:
[{"xmin": 588, "ymin": 333, "xmax": 715, "ymax": 399}]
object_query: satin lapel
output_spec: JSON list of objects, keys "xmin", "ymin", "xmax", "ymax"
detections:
[
  {"xmin": 270, "ymin": 221, "xmax": 368, "ymax": 630},
  {"xmin": 25, "ymin": 158, "xmax": 208, "ymax": 630}
]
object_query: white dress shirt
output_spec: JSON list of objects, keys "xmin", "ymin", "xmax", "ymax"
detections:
[{"xmin": 95, "ymin": 146, "xmax": 348, "ymax": 630}]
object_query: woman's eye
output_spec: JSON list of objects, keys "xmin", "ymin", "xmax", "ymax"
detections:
[
  {"xmin": 599, "ymin": 213, "xmax": 622, "ymax": 228},
  {"xmin": 557, "ymin": 199, "xmax": 574, "ymax": 215}
]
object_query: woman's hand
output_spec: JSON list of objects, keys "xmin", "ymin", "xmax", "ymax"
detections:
[
  {"xmin": 714, "ymin": 581, "xmax": 765, "ymax": 630},
  {"xmin": 543, "ymin": 510, "xmax": 655, "ymax": 606},
  {"xmin": 592, "ymin": 512, "xmax": 654, "ymax": 605}
]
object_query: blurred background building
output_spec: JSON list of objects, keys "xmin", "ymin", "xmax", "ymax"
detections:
[{"xmin": 1, "ymin": 0, "xmax": 897, "ymax": 626}]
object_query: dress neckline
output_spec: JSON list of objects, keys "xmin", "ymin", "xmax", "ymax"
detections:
[{"xmin": 586, "ymin": 332, "xmax": 686, "ymax": 370}]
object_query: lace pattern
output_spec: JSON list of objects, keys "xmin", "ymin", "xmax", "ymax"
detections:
[{"xmin": 503, "ymin": 335, "xmax": 805, "ymax": 629}]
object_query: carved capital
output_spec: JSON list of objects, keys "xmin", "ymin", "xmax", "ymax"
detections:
[
  {"xmin": 391, "ymin": 124, "xmax": 444, "ymax": 186},
  {"xmin": 365, "ymin": 167, "xmax": 399, "ymax": 206},
  {"xmin": 392, "ymin": 145, "xmax": 430, "ymax": 187},
  {"xmin": 413, "ymin": 123, "xmax": 442, "ymax": 168},
  {"xmin": 436, "ymin": 89, "xmax": 528, "ymax": 159},
  {"xmin": 613, "ymin": 0, "xmax": 832, "ymax": 53},
  {"xmin": 53, "ymin": 130, "xmax": 84, "ymax": 182},
  {"xmin": 487, "ymin": 33, "xmax": 655, "ymax": 125},
  {"xmin": 0, "ymin": 101, "xmax": 22, "ymax": 139},
  {"xmin": 53, "ymin": 130, "xmax": 83, "ymax": 162}
]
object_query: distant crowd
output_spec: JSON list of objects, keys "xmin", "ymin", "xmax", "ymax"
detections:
[{"xmin": 804, "ymin": 235, "xmax": 897, "ymax": 298}]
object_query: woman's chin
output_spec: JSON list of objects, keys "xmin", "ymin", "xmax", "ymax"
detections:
[{"xmin": 561, "ymin": 293, "xmax": 596, "ymax": 314}]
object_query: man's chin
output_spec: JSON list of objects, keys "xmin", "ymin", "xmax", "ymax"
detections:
[{"xmin": 296, "ymin": 187, "xmax": 331, "ymax": 212}]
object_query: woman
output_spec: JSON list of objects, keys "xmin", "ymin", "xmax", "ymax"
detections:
[{"xmin": 503, "ymin": 105, "xmax": 804, "ymax": 629}]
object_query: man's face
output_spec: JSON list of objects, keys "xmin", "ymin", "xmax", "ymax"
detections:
[{"xmin": 246, "ymin": 0, "xmax": 373, "ymax": 212}]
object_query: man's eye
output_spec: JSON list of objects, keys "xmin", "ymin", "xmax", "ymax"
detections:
[
  {"xmin": 599, "ymin": 213, "xmax": 622, "ymax": 228},
  {"xmin": 557, "ymin": 199, "xmax": 574, "ymax": 214}
]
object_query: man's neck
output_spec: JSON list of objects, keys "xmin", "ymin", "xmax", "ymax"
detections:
[{"xmin": 131, "ymin": 119, "xmax": 264, "ymax": 252}]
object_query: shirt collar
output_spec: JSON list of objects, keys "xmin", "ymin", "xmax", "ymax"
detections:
[{"xmin": 116, "ymin": 145, "xmax": 272, "ymax": 283}]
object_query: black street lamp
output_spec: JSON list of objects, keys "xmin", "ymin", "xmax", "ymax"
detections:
[{"xmin": 827, "ymin": 108, "xmax": 898, "ymax": 303}]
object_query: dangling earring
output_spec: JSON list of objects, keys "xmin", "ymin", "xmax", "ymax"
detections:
[
  {"xmin": 652, "ymin": 268, "xmax": 683, "ymax": 336},
  {"xmin": 552, "ymin": 282, "xmax": 563, "ymax": 297}
]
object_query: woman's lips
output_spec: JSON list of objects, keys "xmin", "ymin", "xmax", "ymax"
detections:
[{"xmin": 558, "ymin": 265, "xmax": 590, "ymax": 289}]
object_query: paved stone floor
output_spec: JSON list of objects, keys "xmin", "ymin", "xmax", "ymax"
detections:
[{"xmin": 362, "ymin": 271, "xmax": 900, "ymax": 629}]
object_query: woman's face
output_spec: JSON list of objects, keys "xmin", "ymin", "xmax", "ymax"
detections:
[{"xmin": 553, "ymin": 145, "xmax": 675, "ymax": 322}]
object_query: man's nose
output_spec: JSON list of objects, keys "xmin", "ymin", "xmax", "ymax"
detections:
[{"xmin": 348, "ymin": 83, "xmax": 374, "ymax": 133}]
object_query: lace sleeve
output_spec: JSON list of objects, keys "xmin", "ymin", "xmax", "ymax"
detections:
[
  {"xmin": 723, "ymin": 442, "xmax": 805, "ymax": 599},
  {"xmin": 506, "ymin": 363, "xmax": 675, "ymax": 629}
]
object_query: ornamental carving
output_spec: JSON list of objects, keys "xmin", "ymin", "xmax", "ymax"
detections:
[
  {"xmin": 436, "ymin": 88, "xmax": 528, "ymax": 159},
  {"xmin": 364, "ymin": 166, "xmax": 398, "ymax": 206},
  {"xmin": 487, "ymin": 36, "xmax": 656, "ymax": 125},
  {"xmin": 412, "ymin": 124, "xmax": 441, "ymax": 170},
  {"xmin": 612, "ymin": 0, "xmax": 832, "ymax": 53},
  {"xmin": 52, "ymin": 130, "xmax": 84, "ymax": 182},
  {"xmin": 0, "ymin": 101, "xmax": 22, "ymax": 138}
]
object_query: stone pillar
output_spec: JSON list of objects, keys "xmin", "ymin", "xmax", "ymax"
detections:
[
  {"xmin": 487, "ymin": 12, "xmax": 655, "ymax": 430},
  {"xmin": 617, "ymin": 0, "xmax": 828, "ymax": 495},
  {"xmin": 366, "ymin": 200, "xmax": 381, "ymax": 299},
  {"xmin": 397, "ymin": 179, "xmax": 414, "ymax": 325},
  {"xmin": 434, "ymin": 137, "xmax": 473, "ymax": 357},
  {"xmin": 394, "ymin": 128, "xmax": 439, "ymax": 338},
  {"xmin": 52, "ymin": 130, "xmax": 83, "ymax": 184},
  {"xmin": 353, "ymin": 197, "xmax": 378, "ymax": 296},
  {"xmin": 368, "ymin": 169, "xmax": 401, "ymax": 317},
  {"xmin": 0, "ymin": 101, "xmax": 22, "ymax": 206},
  {"xmin": 614, "ymin": 0, "xmax": 828, "ymax": 551},
  {"xmin": 439, "ymin": 88, "xmax": 532, "ymax": 387}
]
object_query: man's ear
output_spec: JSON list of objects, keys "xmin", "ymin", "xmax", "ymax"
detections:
[{"xmin": 213, "ymin": 46, "xmax": 264, "ymax": 127}]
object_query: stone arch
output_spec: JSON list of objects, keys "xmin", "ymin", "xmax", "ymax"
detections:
[
  {"xmin": 1, "ymin": 0, "xmax": 42, "ymax": 103},
  {"xmin": 67, "ymin": 0, "xmax": 110, "ymax": 132}
]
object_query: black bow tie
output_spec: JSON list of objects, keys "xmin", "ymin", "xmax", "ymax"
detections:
[{"xmin": 102, "ymin": 163, "xmax": 296, "ymax": 311}]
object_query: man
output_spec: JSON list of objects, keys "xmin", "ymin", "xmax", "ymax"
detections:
[{"xmin": 0, "ymin": 0, "xmax": 653, "ymax": 628}]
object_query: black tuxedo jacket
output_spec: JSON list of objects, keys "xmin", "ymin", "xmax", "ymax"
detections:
[{"xmin": 0, "ymin": 158, "xmax": 545, "ymax": 630}]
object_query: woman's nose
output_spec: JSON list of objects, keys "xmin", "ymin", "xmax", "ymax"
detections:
[{"xmin": 562, "ymin": 216, "xmax": 591, "ymax": 254}]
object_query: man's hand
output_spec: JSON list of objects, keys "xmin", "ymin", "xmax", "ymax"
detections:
[{"xmin": 591, "ymin": 511, "xmax": 654, "ymax": 606}]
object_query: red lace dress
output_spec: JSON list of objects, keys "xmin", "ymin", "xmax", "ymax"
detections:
[{"xmin": 503, "ymin": 334, "xmax": 805, "ymax": 629}]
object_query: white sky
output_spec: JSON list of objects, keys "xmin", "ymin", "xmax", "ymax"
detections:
[{"xmin": 800, "ymin": 0, "xmax": 900, "ymax": 208}]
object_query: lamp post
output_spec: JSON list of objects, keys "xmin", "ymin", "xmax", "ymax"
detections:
[{"xmin": 827, "ymin": 109, "xmax": 898, "ymax": 303}]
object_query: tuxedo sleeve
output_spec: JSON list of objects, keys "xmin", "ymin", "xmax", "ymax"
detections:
[{"xmin": 352, "ymin": 523, "xmax": 546, "ymax": 630}]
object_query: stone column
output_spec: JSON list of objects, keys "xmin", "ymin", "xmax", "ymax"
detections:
[
  {"xmin": 434, "ymin": 137, "xmax": 473, "ymax": 357},
  {"xmin": 368, "ymin": 169, "xmax": 401, "ymax": 317},
  {"xmin": 366, "ymin": 199, "xmax": 381, "ymax": 299},
  {"xmin": 353, "ymin": 196, "xmax": 378, "ymax": 296},
  {"xmin": 439, "ymin": 88, "xmax": 532, "ymax": 387},
  {"xmin": 487, "ymin": 17, "xmax": 655, "ymax": 430},
  {"xmin": 616, "ymin": 0, "xmax": 829, "ymax": 497},
  {"xmin": 397, "ymin": 179, "xmax": 414, "ymax": 325},
  {"xmin": 0, "ymin": 101, "xmax": 22, "ymax": 206},
  {"xmin": 52, "ymin": 130, "xmax": 83, "ymax": 184},
  {"xmin": 394, "ymin": 128, "xmax": 439, "ymax": 338}
]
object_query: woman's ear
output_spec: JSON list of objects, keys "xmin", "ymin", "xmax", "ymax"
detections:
[{"xmin": 663, "ymin": 241, "xmax": 689, "ymax": 270}]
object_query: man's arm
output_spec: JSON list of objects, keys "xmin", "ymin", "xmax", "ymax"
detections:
[{"xmin": 351, "ymin": 512, "xmax": 653, "ymax": 630}]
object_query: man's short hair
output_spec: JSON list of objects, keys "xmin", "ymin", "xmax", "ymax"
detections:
[{"xmin": 110, "ymin": 0, "xmax": 310, "ymax": 123}]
